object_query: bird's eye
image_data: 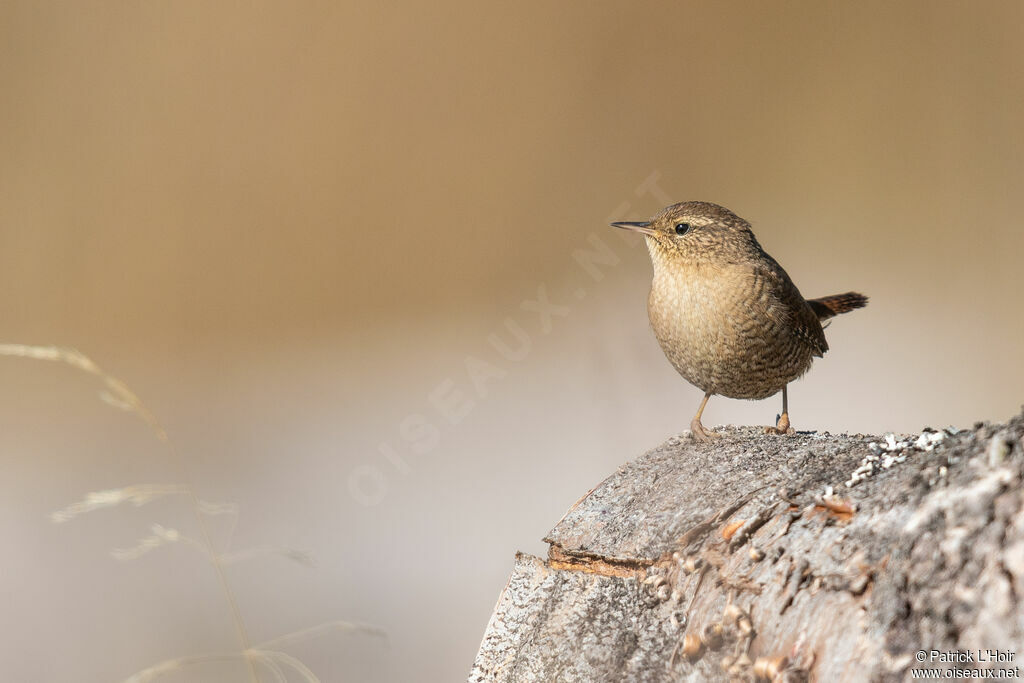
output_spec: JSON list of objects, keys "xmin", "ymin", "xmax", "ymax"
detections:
[{"xmin": 674, "ymin": 222, "xmax": 691, "ymax": 235}]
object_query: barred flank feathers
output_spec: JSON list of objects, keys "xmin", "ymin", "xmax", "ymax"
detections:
[{"xmin": 807, "ymin": 292, "xmax": 869, "ymax": 321}]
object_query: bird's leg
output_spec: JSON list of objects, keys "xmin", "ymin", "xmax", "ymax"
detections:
[
  {"xmin": 690, "ymin": 391, "xmax": 721, "ymax": 442},
  {"xmin": 765, "ymin": 385, "xmax": 795, "ymax": 435}
]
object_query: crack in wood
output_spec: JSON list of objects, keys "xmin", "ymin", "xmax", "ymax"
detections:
[{"xmin": 547, "ymin": 543, "xmax": 653, "ymax": 578}]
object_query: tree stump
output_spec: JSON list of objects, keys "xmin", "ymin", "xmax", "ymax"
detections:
[{"xmin": 470, "ymin": 413, "xmax": 1024, "ymax": 682}]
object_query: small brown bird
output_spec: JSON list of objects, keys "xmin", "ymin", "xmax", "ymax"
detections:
[{"xmin": 612, "ymin": 201, "xmax": 867, "ymax": 441}]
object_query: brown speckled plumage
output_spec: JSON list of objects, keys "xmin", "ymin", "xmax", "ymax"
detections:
[{"xmin": 612, "ymin": 201, "xmax": 867, "ymax": 441}]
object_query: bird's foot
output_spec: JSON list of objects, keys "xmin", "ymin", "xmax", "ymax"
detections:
[
  {"xmin": 764, "ymin": 413, "xmax": 795, "ymax": 436},
  {"xmin": 690, "ymin": 418, "xmax": 722, "ymax": 443}
]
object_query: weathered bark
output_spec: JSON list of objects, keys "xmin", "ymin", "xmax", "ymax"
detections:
[{"xmin": 470, "ymin": 413, "xmax": 1024, "ymax": 682}]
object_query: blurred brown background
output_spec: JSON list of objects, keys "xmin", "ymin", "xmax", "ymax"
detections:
[{"xmin": 2, "ymin": 1, "xmax": 1022, "ymax": 681}]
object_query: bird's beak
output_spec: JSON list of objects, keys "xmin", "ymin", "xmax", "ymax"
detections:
[{"xmin": 610, "ymin": 221, "xmax": 656, "ymax": 237}]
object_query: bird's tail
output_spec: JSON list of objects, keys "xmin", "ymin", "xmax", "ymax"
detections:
[{"xmin": 807, "ymin": 292, "xmax": 868, "ymax": 321}]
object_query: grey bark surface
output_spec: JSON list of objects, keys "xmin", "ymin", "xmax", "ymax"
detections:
[{"xmin": 470, "ymin": 413, "xmax": 1024, "ymax": 682}]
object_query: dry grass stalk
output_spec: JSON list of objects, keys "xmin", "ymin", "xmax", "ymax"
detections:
[{"xmin": 3, "ymin": 343, "xmax": 383, "ymax": 681}]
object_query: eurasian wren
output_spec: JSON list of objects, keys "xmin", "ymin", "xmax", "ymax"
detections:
[{"xmin": 612, "ymin": 201, "xmax": 867, "ymax": 441}]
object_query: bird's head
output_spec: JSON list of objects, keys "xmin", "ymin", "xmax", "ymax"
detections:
[{"xmin": 611, "ymin": 201, "xmax": 762, "ymax": 266}]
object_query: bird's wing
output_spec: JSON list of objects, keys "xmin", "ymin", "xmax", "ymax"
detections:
[{"xmin": 748, "ymin": 258, "xmax": 829, "ymax": 357}]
